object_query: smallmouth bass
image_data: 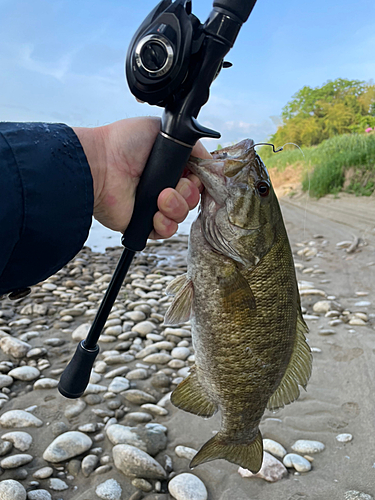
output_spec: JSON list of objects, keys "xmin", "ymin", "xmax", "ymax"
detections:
[{"xmin": 165, "ymin": 139, "xmax": 312, "ymax": 473}]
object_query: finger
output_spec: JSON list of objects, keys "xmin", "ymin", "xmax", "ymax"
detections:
[
  {"xmin": 191, "ymin": 140, "xmax": 212, "ymax": 159},
  {"xmin": 150, "ymin": 212, "xmax": 178, "ymax": 240},
  {"xmin": 157, "ymin": 188, "xmax": 189, "ymax": 224},
  {"xmin": 175, "ymin": 177, "xmax": 201, "ymax": 210},
  {"xmin": 186, "ymin": 173, "xmax": 204, "ymax": 194}
]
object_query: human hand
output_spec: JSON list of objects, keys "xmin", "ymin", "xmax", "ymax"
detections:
[{"xmin": 73, "ymin": 117, "xmax": 211, "ymax": 239}]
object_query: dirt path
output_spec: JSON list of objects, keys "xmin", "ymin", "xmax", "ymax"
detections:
[{"xmin": 281, "ymin": 191, "xmax": 375, "ymax": 236}]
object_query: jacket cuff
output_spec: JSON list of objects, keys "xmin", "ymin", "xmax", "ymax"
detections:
[{"xmin": 0, "ymin": 123, "xmax": 94, "ymax": 294}]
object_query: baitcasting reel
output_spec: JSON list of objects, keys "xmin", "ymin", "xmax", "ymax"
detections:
[{"xmin": 126, "ymin": 0, "xmax": 197, "ymax": 107}]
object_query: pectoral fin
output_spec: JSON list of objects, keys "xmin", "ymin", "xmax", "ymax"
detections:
[
  {"xmin": 164, "ymin": 276, "xmax": 193, "ymax": 325},
  {"xmin": 190, "ymin": 429, "xmax": 263, "ymax": 473},
  {"xmin": 171, "ymin": 368, "xmax": 217, "ymax": 418},
  {"xmin": 267, "ymin": 310, "xmax": 312, "ymax": 410},
  {"xmin": 218, "ymin": 269, "xmax": 256, "ymax": 311},
  {"xmin": 165, "ymin": 273, "xmax": 188, "ymax": 296}
]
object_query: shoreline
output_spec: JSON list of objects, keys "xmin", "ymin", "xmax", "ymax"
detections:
[{"xmin": 0, "ymin": 195, "xmax": 374, "ymax": 500}]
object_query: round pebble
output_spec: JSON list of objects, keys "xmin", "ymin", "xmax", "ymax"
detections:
[
  {"xmin": 1, "ymin": 431, "xmax": 32, "ymax": 451},
  {"xmin": 131, "ymin": 321, "xmax": 156, "ymax": 336},
  {"xmin": 33, "ymin": 467, "xmax": 54, "ymax": 479},
  {"xmin": 0, "ymin": 410, "xmax": 43, "ymax": 428},
  {"xmin": 168, "ymin": 473, "xmax": 208, "ymax": 500},
  {"xmin": 0, "ymin": 479, "xmax": 26, "ymax": 500},
  {"xmin": 123, "ymin": 389, "xmax": 156, "ymax": 405},
  {"xmin": 344, "ymin": 492, "xmax": 374, "ymax": 500},
  {"xmin": 238, "ymin": 451, "xmax": 288, "ymax": 482},
  {"xmin": 283, "ymin": 453, "xmax": 312, "ymax": 472},
  {"xmin": 175, "ymin": 445, "xmax": 197, "ymax": 461},
  {"xmin": 48, "ymin": 478, "xmax": 68, "ymax": 491},
  {"xmin": 126, "ymin": 368, "xmax": 148, "ymax": 380},
  {"xmin": 112, "ymin": 444, "xmax": 166, "ymax": 479},
  {"xmin": 108, "ymin": 377, "xmax": 130, "ymax": 393},
  {"xmin": 72, "ymin": 323, "xmax": 90, "ymax": 341},
  {"xmin": 0, "ymin": 440, "xmax": 13, "ymax": 456},
  {"xmin": 0, "ymin": 337, "xmax": 31, "ymax": 358},
  {"xmin": 81, "ymin": 454, "xmax": 99, "ymax": 477},
  {"xmin": 8, "ymin": 366, "xmax": 40, "ymax": 381},
  {"xmin": 27, "ymin": 490, "xmax": 52, "ymax": 500},
  {"xmin": 349, "ymin": 318, "xmax": 366, "ymax": 326},
  {"xmin": 0, "ymin": 375, "xmax": 13, "ymax": 389},
  {"xmin": 33, "ymin": 378, "xmax": 59, "ymax": 390},
  {"xmin": 131, "ymin": 478, "xmax": 152, "ymax": 492},
  {"xmin": 124, "ymin": 311, "xmax": 146, "ymax": 322},
  {"xmin": 291, "ymin": 440, "xmax": 325, "ymax": 454},
  {"xmin": 171, "ymin": 347, "xmax": 190, "ymax": 360},
  {"xmin": 141, "ymin": 404, "xmax": 168, "ymax": 416},
  {"xmin": 64, "ymin": 400, "xmax": 86, "ymax": 418},
  {"xmin": 95, "ymin": 478, "xmax": 122, "ymax": 500},
  {"xmin": 263, "ymin": 438, "xmax": 287, "ymax": 459},
  {"xmin": 43, "ymin": 431, "xmax": 92, "ymax": 463},
  {"xmin": 143, "ymin": 353, "xmax": 172, "ymax": 364},
  {"xmin": 0, "ymin": 453, "xmax": 33, "ymax": 469},
  {"xmin": 312, "ymin": 300, "xmax": 332, "ymax": 313},
  {"xmin": 336, "ymin": 433, "xmax": 353, "ymax": 443}
]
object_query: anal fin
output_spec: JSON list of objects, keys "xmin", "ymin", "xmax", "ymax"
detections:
[
  {"xmin": 190, "ymin": 430, "xmax": 263, "ymax": 473},
  {"xmin": 171, "ymin": 369, "xmax": 217, "ymax": 418}
]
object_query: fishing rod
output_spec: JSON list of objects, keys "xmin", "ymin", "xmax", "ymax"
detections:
[{"xmin": 58, "ymin": 0, "xmax": 258, "ymax": 399}]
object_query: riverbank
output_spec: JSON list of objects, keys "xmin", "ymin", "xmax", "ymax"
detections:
[{"xmin": 0, "ymin": 194, "xmax": 374, "ymax": 500}]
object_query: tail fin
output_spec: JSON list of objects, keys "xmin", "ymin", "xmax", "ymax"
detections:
[{"xmin": 190, "ymin": 430, "xmax": 263, "ymax": 473}]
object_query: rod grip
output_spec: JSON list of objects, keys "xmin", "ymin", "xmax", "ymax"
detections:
[
  {"xmin": 122, "ymin": 133, "xmax": 192, "ymax": 252},
  {"xmin": 58, "ymin": 341, "xmax": 99, "ymax": 399}
]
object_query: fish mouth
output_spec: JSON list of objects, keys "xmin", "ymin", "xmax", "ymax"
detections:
[{"xmin": 188, "ymin": 157, "xmax": 227, "ymax": 206}]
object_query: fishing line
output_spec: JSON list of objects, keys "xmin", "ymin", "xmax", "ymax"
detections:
[
  {"xmin": 254, "ymin": 141, "xmax": 311, "ymax": 256},
  {"xmin": 279, "ymin": 143, "xmax": 310, "ymax": 243}
]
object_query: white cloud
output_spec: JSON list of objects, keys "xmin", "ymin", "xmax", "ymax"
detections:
[{"xmin": 18, "ymin": 44, "xmax": 72, "ymax": 81}]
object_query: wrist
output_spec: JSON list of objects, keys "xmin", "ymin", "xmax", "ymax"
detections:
[{"xmin": 72, "ymin": 126, "xmax": 107, "ymax": 209}]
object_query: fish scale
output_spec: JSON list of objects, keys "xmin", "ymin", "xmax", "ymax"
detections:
[{"xmin": 165, "ymin": 139, "xmax": 312, "ymax": 472}]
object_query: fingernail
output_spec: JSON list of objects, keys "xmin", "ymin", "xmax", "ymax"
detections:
[
  {"xmin": 165, "ymin": 192, "xmax": 179, "ymax": 210},
  {"xmin": 179, "ymin": 181, "xmax": 192, "ymax": 199},
  {"xmin": 161, "ymin": 215, "xmax": 173, "ymax": 228}
]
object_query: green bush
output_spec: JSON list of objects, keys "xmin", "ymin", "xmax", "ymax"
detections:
[
  {"xmin": 302, "ymin": 133, "xmax": 375, "ymax": 197},
  {"xmin": 259, "ymin": 133, "xmax": 375, "ymax": 198}
]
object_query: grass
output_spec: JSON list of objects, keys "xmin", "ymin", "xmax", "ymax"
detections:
[{"xmin": 258, "ymin": 133, "xmax": 375, "ymax": 198}]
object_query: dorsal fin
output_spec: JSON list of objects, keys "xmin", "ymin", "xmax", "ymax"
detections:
[{"xmin": 267, "ymin": 310, "xmax": 312, "ymax": 410}]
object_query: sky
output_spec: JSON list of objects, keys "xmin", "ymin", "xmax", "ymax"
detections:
[{"xmin": 1, "ymin": 0, "xmax": 375, "ymax": 149}]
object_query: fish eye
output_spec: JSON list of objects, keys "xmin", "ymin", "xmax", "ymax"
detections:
[{"xmin": 256, "ymin": 181, "xmax": 270, "ymax": 197}]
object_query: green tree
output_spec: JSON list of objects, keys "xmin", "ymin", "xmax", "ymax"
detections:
[{"xmin": 269, "ymin": 78, "xmax": 375, "ymax": 149}]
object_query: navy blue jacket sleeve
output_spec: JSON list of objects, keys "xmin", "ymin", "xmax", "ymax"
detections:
[{"xmin": 0, "ymin": 123, "xmax": 94, "ymax": 295}]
